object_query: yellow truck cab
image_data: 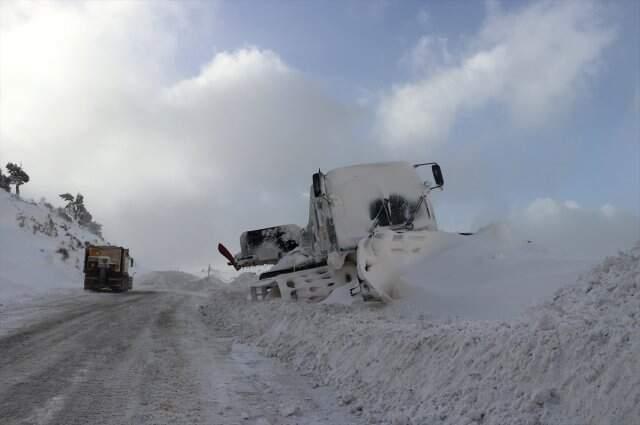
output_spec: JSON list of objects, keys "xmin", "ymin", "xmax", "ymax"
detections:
[{"xmin": 83, "ymin": 245, "xmax": 133, "ymax": 292}]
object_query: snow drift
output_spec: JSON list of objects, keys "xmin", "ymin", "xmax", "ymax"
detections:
[
  {"xmin": 137, "ymin": 270, "xmax": 222, "ymax": 293},
  {"xmin": 396, "ymin": 223, "xmax": 599, "ymax": 320},
  {"xmin": 205, "ymin": 241, "xmax": 640, "ymax": 425}
]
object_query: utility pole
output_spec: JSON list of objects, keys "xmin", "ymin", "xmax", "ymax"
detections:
[{"xmin": 207, "ymin": 264, "xmax": 211, "ymax": 281}]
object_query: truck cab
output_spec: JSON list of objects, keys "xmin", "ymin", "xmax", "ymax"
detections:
[
  {"xmin": 83, "ymin": 245, "xmax": 133, "ymax": 292},
  {"xmin": 309, "ymin": 161, "xmax": 440, "ymax": 255},
  {"xmin": 221, "ymin": 161, "xmax": 443, "ymax": 267}
]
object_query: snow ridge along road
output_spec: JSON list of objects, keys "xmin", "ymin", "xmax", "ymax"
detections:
[
  {"xmin": 204, "ymin": 244, "xmax": 640, "ymax": 425},
  {"xmin": 0, "ymin": 289, "xmax": 363, "ymax": 425}
]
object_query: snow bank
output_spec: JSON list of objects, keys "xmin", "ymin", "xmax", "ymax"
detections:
[
  {"xmin": 206, "ymin": 243, "xmax": 640, "ymax": 425},
  {"xmin": 0, "ymin": 191, "xmax": 104, "ymax": 304},
  {"xmin": 396, "ymin": 223, "xmax": 597, "ymax": 320},
  {"xmin": 137, "ymin": 270, "xmax": 223, "ymax": 293}
]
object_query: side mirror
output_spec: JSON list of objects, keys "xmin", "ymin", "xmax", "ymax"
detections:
[
  {"xmin": 130, "ymin": 258, "xmax": 134, "ymax": 267},
  {"xmin": 432, "ymin": 164, "xmax": 444, "ymax": 188},
  {"xmin": 312, "ymin": 171, "xmax": 323, "ymax": 197}
]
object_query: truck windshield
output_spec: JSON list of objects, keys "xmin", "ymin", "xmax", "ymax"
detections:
[
  {"xmin": 325, "ymin": 162, "xmax": 429, "ymax": 248},
  {"xmin": 369, "ymin": 194, "xmax": 419, "ymax": 227}
]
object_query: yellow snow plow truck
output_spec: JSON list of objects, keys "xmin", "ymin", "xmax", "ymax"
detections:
[{"xmin": 83, "ymin": 245, "xmax": 134, "ymax": 292}]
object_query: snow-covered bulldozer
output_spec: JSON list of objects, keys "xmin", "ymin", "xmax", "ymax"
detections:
[{"xmin": 218, "ymin": 161, "xmax": 445, "ymax": 302}]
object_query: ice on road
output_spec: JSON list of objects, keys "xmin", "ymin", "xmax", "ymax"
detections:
[{"xmin": 0, "ymin": 290, "xmax": 362, "ymax": 425}]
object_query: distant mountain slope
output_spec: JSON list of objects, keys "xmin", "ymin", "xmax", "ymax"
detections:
[{"xmin": 0, "ymin": 191, "xmax": 105, "ymax": 303}]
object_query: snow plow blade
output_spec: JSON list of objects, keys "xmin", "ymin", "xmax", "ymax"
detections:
[{"xmin": 356, "ymin": 229, "xmax": 465, "ymax": 302}]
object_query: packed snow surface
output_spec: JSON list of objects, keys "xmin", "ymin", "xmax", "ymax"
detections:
[{"xmin": 0, "ymin": 290, "xmax": 366, "ymax": 425}]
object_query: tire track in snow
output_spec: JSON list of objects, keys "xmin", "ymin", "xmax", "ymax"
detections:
[{"xmin": 0, "ymin": 288, "xmax": 363, "ymax": 425}]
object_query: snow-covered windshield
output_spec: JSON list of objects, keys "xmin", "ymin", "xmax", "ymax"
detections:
[
  {"xmin": 369, "ymin": 194, "xmax": 418, "ymax": 227},
  {"xmin": 325, "ymin": 162, "xmax": 433, "ymax": 249}
]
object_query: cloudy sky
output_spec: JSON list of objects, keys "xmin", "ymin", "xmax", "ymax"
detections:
[{"xmin": 1, "ymin": 0, "xmax": 638, "ymax": 272}]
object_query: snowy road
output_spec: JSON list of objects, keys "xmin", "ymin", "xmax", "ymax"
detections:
[{"xmin": 0, "ymin": 290, "xmax": 362, "ymax": 425}]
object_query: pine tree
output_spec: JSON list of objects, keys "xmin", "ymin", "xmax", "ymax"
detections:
[
  {"xmin": 75, "ymin": 194, "xmax": 93, "ymax": 226},
  {"xmin": 0, "ymin": 168, "xmax": 10, "ymax": 192},
  {"xmin": 59, "ymin": 193, "xmax": 75, "ymax": 203},
  {"xmin": 60, "ymin": 193, "xmax": 82, "ymax": 220},
  {"xmin": 6, "ymin": 163, "xmax": 30, "ymax": 196},
  {"xmin": 58, "ymin": 192, "xmax": 101, "ymax": 234}
]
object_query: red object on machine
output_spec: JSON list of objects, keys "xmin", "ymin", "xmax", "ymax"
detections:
[{"xmin": 218, "ymin": 243, "xmax": 240, "ymax": 270}]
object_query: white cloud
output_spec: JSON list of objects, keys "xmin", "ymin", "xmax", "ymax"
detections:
[
  {"xmin": 0, "ymin": 0, "xmax": 629, "ymax": 273},
  {"xmin": 0, "ymin": 2, "xmax": 358, "ymax": 270},
  {"xmin": 417, "ymin": 7, "xmax": 430, "ymax": 27},
  {"xmin": 564, "ymin": 200, "xmax": 580, "ymax": 209},
  {"xmin": 0, "ymin": 1, "xmax": 197, "ymax": 197},
  {"xmin": 378, "ymin": 0, "xmax": 615, "ymax": 148},
  {"xmin": 601, "ymin": 204, "xmax": 617, "ymax": 218},
  {"xmin": 401, "ymin": 35, "xmax": 452, "ymax": 77},
  {"xmin": 511, "ymin": 198, "xmax": 639, "ymax": 258}
]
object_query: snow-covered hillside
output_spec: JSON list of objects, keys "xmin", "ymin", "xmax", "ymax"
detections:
[
  {"xmin": 203, "ymin": 237, "xmax": 640, "ymax": 425},
  {"xmin": 0, "ymin": 191, "xmax": 105, "ymax": 303}
]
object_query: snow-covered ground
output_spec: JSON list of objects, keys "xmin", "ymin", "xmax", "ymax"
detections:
[
  {"xmin": 203, "ymin": 239, "xmax": 640, "ymax": 425},
  {"xmin": 0, "ymin": 289, "xmax": 365, "ymax": 425},
  {"xmin": 0, "ymin": 191, "xmax": 104, "ymax": 305},
  {"xmin": 2, "ymin": 188, "xmax": 638, "ymax": 424}
]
